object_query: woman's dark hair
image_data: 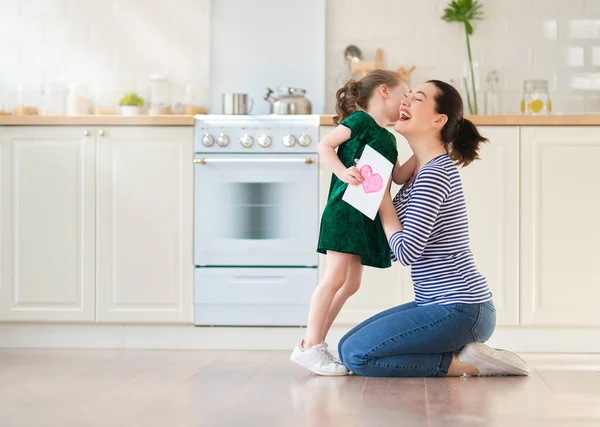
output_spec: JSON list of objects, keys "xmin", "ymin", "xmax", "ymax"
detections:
[
  {"xmin": 334, "ymin": 70, "xmax": 403, "ymax": 125},
  {"xmin": 427, "ymin": 80, "xmax": 488, "ymax": 167}
]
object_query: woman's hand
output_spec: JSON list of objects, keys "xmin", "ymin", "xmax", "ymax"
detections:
[{"xmin": 379, "ymin": 182, "xmax": 403, "ymax": 238}]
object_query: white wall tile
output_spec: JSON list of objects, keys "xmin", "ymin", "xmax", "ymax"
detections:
[
  {"xmin": 531, "ymin": 0, "xmax": 585, "ymax": 16},
  {"xmin": 44, "ymin": 20, "xmax": 90, "ymax": 44},
  {"xmin": 585, "ymin": 0, "xmax": 600, "ymax": 14},
  {"xmin": 593, "ymin": 46, "xmax": 600, "ymax": 66},
  {"xmin": 532, "ymin": 46, "xmax": 585, "ymax": 68},
  {"xmin": 0, "ymin": 0, "xmax": 21, "ymax": 17},
  {"xmin": 21, "ymin": 0, "xmax": 70, "ymax": 18},
  {"xmin": 567, "ymin": 20, "xmax": 600, "ymax": 39},
  {"xmin": 0, "ymin": 17, "xmax": 44, "ymax": 42}
]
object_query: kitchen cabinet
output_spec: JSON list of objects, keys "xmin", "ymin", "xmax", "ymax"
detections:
[
  {"xmin": 95, "ymin": 127, "xmax": 193, "ymax": 323},
  {"xmin": 520, "ymin": 127, "xmax": 600, "ymax": 326},
  {"xmin": 0, "ymin": 127, "xmax": 96, "ymax": 321},
  {"xmin": 0, "ymin": 125, "xmax": 193, "ymax": 324},
  {"xmin": 458, "ymin": 127, "xmax": 520, "ymax": 325}
]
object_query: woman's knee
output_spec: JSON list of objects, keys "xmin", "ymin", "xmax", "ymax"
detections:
[{"xmin": 338, "ymin": 335, "xmax": 369, "ymax": 373}]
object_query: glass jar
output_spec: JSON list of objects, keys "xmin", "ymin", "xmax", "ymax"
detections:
[
  {"xmin": 15, "ymin": 86, "xmax": 41, "ymax": 116},
  {"xmin": 148, "ymin": 74, "xmax": 172, "ymax": 115},
  {"xmin": 0, "ymin": 91, "xmax": 12, "ymax": 115},
  {"xmin": 182, "ymin": 82, "xmax": 207, "ymax": 115},
  {"xmin": 521, "ymin": 80, "xmax": 552, "ymax": 115},
  {"xmin": 42, "ymin": 84, "xmax": 69, "ymax": 116}
]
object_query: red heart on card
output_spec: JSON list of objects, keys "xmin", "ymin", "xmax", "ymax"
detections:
[{"xmin": 360, "ymin": 165, "xmax": 383, "ymax": 193}]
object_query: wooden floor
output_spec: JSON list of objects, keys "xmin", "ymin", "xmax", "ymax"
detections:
[{"xmin": 0, "ymin": 349, "xmax": 599, "ymax": 427}]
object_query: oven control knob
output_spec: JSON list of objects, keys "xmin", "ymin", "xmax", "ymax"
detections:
[
  {"xmin": 217, "ymin": 133, "xmax": 230, "ymax": 147},
  {"xmin": 298, "ymin": 133, "xmax": 312, "ymax": 147},
  {"xmin": 202, "ymin": 133, "xmax": 215, "ymax": 147},
  {"xmin": 257, "ymin": 134, "xmax": 272, "ymax": 148},
  {"xmin": 282, "ymin": 134, "xmax": 297, "ymax": 147},
  {"xmin": 240, "ymin": 134, "xmax": 254, "ymax": 148}
]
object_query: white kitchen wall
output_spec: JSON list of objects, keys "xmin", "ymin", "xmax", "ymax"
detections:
[
  {"xmin": 326, "ymin": 0, "xmax": 600, "ymax": 114},
  {"xmin": 2, "ymin": 0, "xmax": 600, "ymax": 114},
  {"xmin": 209, "ymin": 0, "xmax": 325, "ymax": 114},
  {"xmin": 0, "ymin": 0, "xmax": 211, "ymax": 109}
]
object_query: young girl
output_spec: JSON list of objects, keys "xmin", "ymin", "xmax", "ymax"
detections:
[{"xmin": 291, "ymin": 70, "xmax": 417, "ymax": 376}]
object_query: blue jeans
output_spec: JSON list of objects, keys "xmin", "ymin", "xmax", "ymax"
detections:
[{"xmin": 338, "ymin": 300, "xmax": 496, "ymax": 377}]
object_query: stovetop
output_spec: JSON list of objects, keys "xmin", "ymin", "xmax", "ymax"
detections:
[{"xmin": 194, "ymin": 114, "xmax": 320, "ymax": 154}]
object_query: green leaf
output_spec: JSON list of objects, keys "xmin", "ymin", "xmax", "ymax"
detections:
[{"xmin": 441, "ymin": 0, "xmax": 484, "ymax": 29}]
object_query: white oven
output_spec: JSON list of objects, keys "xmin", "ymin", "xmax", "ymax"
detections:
[
  {"xmin": 194, "ymin": 154, "xmax": 318, "ymax": 267},
  {"xmin": 193, "ymin": 115, "xmax": 320, "ymax": 326}
]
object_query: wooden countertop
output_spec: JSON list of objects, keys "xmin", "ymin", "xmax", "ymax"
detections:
[
  {"xmin": 319, "ymin": 114, "xmax": 600, "ymax": 126},
  {"xmin": 0, "ymin": 115, "xmax": 195, "ymax": 126},
  {"xmin": 2, "ymin": 114, "xmax": 600, "ymax": 126}
]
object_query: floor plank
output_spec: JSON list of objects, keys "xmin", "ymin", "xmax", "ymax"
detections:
[{"xmin": 0, "ymin": 350, "xmax": 599, "ymax": 427}]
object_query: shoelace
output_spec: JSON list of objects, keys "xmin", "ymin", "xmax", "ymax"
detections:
[
  {"xmin": 319, "ymin": 344, "xmax": 343, "ymax": 365},
  {"xmin": 317, "ymin": 346, "xmax": 339, "ymax": 365}
]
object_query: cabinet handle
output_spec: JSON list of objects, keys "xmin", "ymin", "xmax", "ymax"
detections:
[
  {"xmin": 84, "ymin": 130, "xmax": 91, "ymax": 137},
  {"xmin": 98, "ymin": 130, "xmax": 106, "ymax": 137}
]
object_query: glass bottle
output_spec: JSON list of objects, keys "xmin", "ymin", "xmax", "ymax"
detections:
[{"xmin": 484, "ymin": 70, "xmax": 501, "ymax": 115}]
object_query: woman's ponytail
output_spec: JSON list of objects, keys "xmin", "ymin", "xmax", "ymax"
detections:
[{"xmin": 451, "ymin": 118, "xmax": 487, "ymax": 167}]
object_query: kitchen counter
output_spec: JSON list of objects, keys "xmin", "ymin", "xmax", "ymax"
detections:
[
  {"xmin": 0, "ymin": 115, "xmax": 195, "ymax": 126},
  {"xmin": 319, "ymin": 114, "xmax": 600, "ymax": 126},
  {"xmin": 3, "ymin": 114, "xmax": 600, "ymax": 126}
]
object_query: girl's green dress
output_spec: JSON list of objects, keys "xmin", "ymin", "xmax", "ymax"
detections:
[{"xmin": 317, "ymin": 110, "xmax": 398, "ymax": 268}]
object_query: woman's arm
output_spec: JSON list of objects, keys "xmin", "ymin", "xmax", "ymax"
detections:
[
  {"xmin": 382, "ymin": 166, "xmax": 451, "ymax": 266},
  {"xmin": 392, "ymin": 155, "xmax": 417, "ymax": 185},
  {"xmin": 318, "ymin": 125, "xmax": 362, "ymax": 185}
]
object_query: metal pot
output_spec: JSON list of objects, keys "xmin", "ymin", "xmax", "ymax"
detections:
[
  {"xmin": 222, "ymin": 93, "xmax": 253, "ymax": 115},
  {"xmin": 264, "ymin": 87, "xmax": 312, "ymax": 115}
]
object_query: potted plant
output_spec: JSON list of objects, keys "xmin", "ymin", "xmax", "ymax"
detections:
[
  {"xmin": 119, "ymin": 93, "xmax": 144, "ymax": 116},
  {"xmin": 442, "ymin": 0, "xmax": 484, "ymax": 115}
]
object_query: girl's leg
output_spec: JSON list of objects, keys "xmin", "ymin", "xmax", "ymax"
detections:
[
  {"xmin": 303, "ymin": 251, "xmax": 353, "ymax": 348},
  {"xmin": 321, "ymin": 255, "xmax": 362, "ymax": 340}
]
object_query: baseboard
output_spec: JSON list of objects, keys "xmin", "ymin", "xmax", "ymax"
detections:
[{"xmin": 1, "ymin": 323, "xmax": 600, "ymax": 355}]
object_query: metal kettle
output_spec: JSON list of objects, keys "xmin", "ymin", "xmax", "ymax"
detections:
[{"xmin": 264, "ymin": 87, "xmax": 312, "ymax": 115}]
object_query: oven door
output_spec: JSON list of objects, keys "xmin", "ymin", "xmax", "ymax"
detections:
[{"xmin": 194, "ymin": 154, "xmax": 319, "ymax": 266}]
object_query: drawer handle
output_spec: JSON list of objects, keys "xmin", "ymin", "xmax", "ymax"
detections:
[{"xmin": 193, "ymin": 158, "xmax": 317, "ymax": 165}]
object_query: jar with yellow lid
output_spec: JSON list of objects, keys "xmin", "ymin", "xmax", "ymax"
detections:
[{"xmin": 521, "ymin": 80, "xmax": 552, "ymax": 115}]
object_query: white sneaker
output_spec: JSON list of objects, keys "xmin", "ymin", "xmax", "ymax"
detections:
[
  {"xmin": 290, "ymin": 341, "xmax": 349, "ymax": 376},
  {"xmin": 458, "ymin": 342, "xmax": 531, "ymax": 376}
]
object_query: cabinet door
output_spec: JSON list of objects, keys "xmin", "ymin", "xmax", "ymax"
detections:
[
  {"xmin": 521, "ymin": 127, "xmax": 600, "ymax": 326},
  {"xmin": 0, "ymin": 127, "xmax": 95, "ymax": 321},
  {"xmin": 96, "ymin": 127, "xmax": 193, "ymax": 323},
  {"xmin": 458, "ymin": 127, "xmax": 520, "ymax": 325}
]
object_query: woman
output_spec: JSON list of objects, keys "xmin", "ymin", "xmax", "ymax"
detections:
[{"xmin": 338, "ymin": 80, "xmax": 530, "ymax": 377}]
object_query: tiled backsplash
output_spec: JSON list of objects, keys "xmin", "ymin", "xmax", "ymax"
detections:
[
  {"xmin": 2, "ymin": 0, "xmax": 600, "ymax": 114},
  {"xmin": 326, "ymin": 0, "xmax": 600, "ymax": 113},
  {"xmin": 0, "ymin": 0, "xmax": 211, "ymax": 109}
]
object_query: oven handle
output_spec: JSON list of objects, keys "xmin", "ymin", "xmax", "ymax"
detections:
[{"xmin": 193, "ymin": 157, "xmax": 317, "ymax": 165}]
